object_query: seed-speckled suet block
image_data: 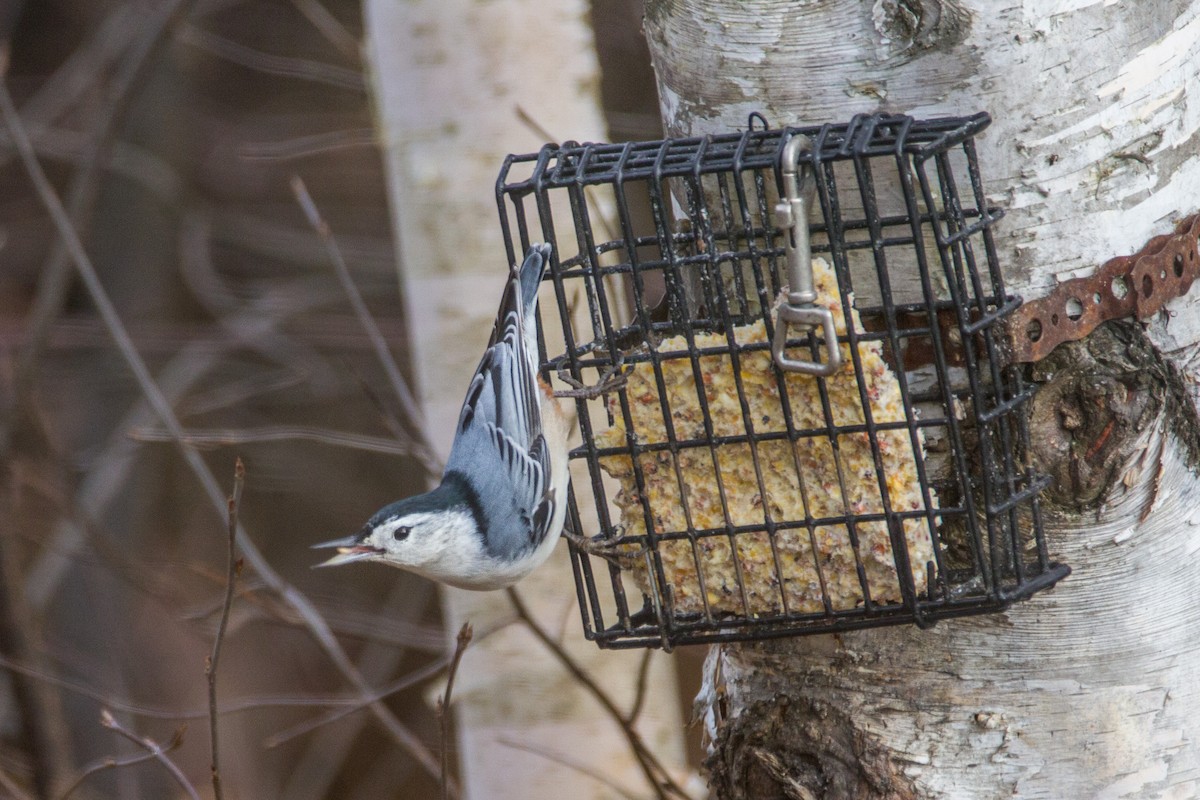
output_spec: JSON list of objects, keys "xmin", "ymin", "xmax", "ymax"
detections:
[{"xmin": 596, "ymin": 258, "xmax": 936, "ymax": 617}]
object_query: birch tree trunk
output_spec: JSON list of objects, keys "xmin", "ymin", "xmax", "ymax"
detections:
[
  {"xmin": 645, "ymin": 1, "xmax": 1200, "ymax": 797},
  {"xmin": 364, "ymin": 3, "xmax": 688, "ymax": 798}
]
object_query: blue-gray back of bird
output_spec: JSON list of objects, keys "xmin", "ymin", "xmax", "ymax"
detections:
[{"xmin": 313, "ymin": 244, "xmax": 571, "ymax": 589}]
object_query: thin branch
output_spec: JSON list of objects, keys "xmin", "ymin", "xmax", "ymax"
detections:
[
  {"xmin": 0, "ymin": 767, "xmax": 35, "ymax": 800},
  {"xmin": 438, "ymin": 623, "xmax": 473, "ymax": 800},
  {"xmin": 0, "ymin": 649, "xmax": 435, "ymax": 722},
  {"xmin": 263, "ymin": 654, "xmax": 449, "ymax": 749},
  {"xmin": 1, "ymin": 4, "xmax": 139, "ymax": 168},
  {"xmin": 265, "ymin": 619, "xmax": 508, "ymax": 748},
  {"xmin": 0, "ymin": 125, "xmax": 184, "ymax": 202},
  {"xmin": 280, "ymin": 578, "xmax": 435, "ymax": 800},
  {"xmin": 180, "ymin": 25, "xmax": 366, "ymax": 91},
  {"xmin": 22, "ymin": 282, "xmax": 333, "ymax": 613},
  {"xmin": 208, "ymin": 459, "xmax": 245, "ymax": 800},
  {"xmin": 13, "ymin": 0, "xmax": 199, "ymax": 396},
  {"xmin": 57, "ymin": 728, "xmax": 185, "ymax": 800},
  {"xmin": 496, "ymin": 738, "xmax": 643, "ymax": 800},
  {"xmin": 349, "ymin": 367, "xmax": 435, "ymax": 473},
  {"xmin": 99, "ymin": 711, "xmax": 199, "ymax": 800},
  {"xmin": 289, "ymin": 175, "xmax": 442, "ymax": 477},
  {"xmin": 506, "ymin": 588, "xmax": 690, "ymax": 800},
  {"xmin": 0, "ymin": 73, "xmax": 449, "ymax": 792},
  {"xmin": 514, "ymin": 104, "xmax": 557, "ymax": 143},
  {"xmin": 176, "ymin": 371, "xmax": 309, "ymax": 417},
  {"xmin": 629, "ymin": 649, "xmax": 654, "ymax": 724},
  {"xmin": 290, "ymin": 0, "xmax": 361, "ymax": 60},
  {"xmin": 0, "ymin": 7, "xmax": 197, "ymax": 788},
  {"xmin": 0, "ymin": 444, "xmax": 58, "ymax": 798},
  {"xmin": 239, "ymin": 128, "xmax": 376, "ymax": 161},
  {"xmin": 130, "ymin": 424, "xmax": 414, "ymax": 456},
  {"xmin": 181, "ymin": 573, "xmax": 447, "ymax": 653}
]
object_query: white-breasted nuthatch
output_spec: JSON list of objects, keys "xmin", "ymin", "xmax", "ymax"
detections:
[{"xmin": 313, "ymin": 244, "xmax": 572, "ymax": 589}]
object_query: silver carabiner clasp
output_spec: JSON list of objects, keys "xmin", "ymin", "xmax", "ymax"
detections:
[{"xmin": 772, "ymin": 134, "xmax": 841, "ymax": 376}]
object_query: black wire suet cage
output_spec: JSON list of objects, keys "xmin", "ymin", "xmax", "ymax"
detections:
[{"xmin": 496, "ymin": 112, "xmax": 1070, "ymax": 650}]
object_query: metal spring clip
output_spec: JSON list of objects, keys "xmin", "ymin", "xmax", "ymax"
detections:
[{"xmin": 772, "ymin": 134, "xmax": 842, "ymax": 376}]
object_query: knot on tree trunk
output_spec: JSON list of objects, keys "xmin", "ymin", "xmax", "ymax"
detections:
[
  {"xmin": 705, "ymin": 693, "xmax": 916, "ymax": 800},
  {"xmin": 1027, "ymin": 320, "xmax": 1200, "ymax": 508},
  {"xmin": 873, "ymin": 0, "xmax": 972, "ymax": 58}
]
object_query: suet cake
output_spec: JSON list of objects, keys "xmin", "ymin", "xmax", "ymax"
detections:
[{"xmin": 596, "ymin": 258, "xmax": 935, "ymax": 616}]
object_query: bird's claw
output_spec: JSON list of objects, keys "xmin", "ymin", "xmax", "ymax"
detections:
[
  {"xmin": 562, "ymin": 527, "xmax": 641, "ymax": 568},
  {"xmin": 553, "ymin": 361, "xmax": 632, "ymax": 400}
]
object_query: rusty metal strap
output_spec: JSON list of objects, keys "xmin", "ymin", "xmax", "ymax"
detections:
[{"xmin": 1007, "ymin": 213, "xmax": 1200, "ymax": 362}]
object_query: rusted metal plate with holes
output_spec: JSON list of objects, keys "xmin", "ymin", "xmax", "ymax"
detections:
[{"xmin": 1007, "ymin": 214, "xmax": 1200, "ymax": 363}]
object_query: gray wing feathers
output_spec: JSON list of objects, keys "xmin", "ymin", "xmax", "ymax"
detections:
[{"xmin": 445, "ymin": 244, "xmax": 555, "ymax": 559}]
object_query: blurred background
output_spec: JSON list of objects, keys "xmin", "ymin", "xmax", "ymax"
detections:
[{"xmin": 0, "ymin": 1, "xmax": 694, "ymax": 797}]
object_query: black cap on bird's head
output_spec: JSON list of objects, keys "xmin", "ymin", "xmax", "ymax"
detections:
[{"xmin": 311, "ymin": 487, "xmax": 458, "ymax": 569}]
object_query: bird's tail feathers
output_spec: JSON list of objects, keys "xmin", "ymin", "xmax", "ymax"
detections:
[{"xmin": 517, "ymin": 243, "xmax": 552, "ymax": 319}]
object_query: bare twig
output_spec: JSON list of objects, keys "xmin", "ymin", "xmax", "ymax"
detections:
[
  {"xmin": 177, "ymin": 371, "xmax": 309, "ymax": 416},
  {"xmin": 349, "ymin": 367, "xmax": 435, "ymax": 473},
  {"xmin": 0, "ymin": 766, "xmax": 35, "ymax": 800},
  {"xmin": 289, "ymin": 175, "xmax": 442, "ymax": 477},
  {"xmin": 0, "ymin": 5, "xmax": 138, "ymax": 167},
  {"xmin": 13, "ymin": 0, "xmax": 199, "ymax": 396},
  {"xmin": 208, "ymin": 459, "xmax": 245, "ymax": 800},
  {"xmin": 24, "ymin": 292, "xmax": 327, "ymax": 613},
  {"xmin": 629, "ymin": 649, "xmax": 654, "ymax": 724},
  {"xmin": 240, "ymin": 128, "xmax": 377, "ymax": 160},
  {"xmin": 182, "ymin": 572, "xmax": 448, "ymax": 653},
  {"xmin": 180, "ymin": 24, "xmax": 366, "ymax": 90},
  {"xmin": 438, "ymin": 623, "xmax": 473, "ymax": 800},
  {"xmin": 99, "ymin": 711, "xmax": 199, "ymax": 800},
  {"xmin": 0, "ymin": 434, "xmax": 58, "ymax": 797},
  {"xmin": 0, "ymin": 125, "xmax": 183, "ymax": 202},
  {"xmin": 266, "ymin": 618, "xmax": 507, "ymax": 749},
  {"xmin": 0, "ymin": 75, "xmax": 448, "ymax": 791},
  {"xmin": 130, "ymin": 424, "xmax": 414, "ymax": 456},
  {"xmin": 507, "ymin": 588, "xmax": 690, "ymax": 800},
  {"xmin": 280, "ymin": 579, "xmax": 435, "ymax": 800},
  {"xmin": 1, "ymin": 14, "xmax": 208, "ymax": 791},
  {"xmin": 514, "ymin": 104, "xmax": 557, "ymax": 143},
  {"xmin": 0, "ymin": 645, "xmax": 493, "ymax": 726},
  {"xmin": 265, "ymin": 650, "xmax": 449, "ymax": 749},
  {"xmin": 57, "ymin": 727, "xmax": 186, "ymax": 800},
  {"xmin": 496, "ymin": 738, "xmax": 643, "ymax": 800},
  {"xmin": 290, "ymin": 0, "xmax": 362, "ymax": 60}
]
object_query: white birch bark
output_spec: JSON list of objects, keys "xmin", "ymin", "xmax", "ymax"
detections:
[
  {"xmin": 364, "ymin": 3, "xmax": 689, "ymax": 798},
  {"xmin": 644, "ymin": 1, "xmax": 1200, "ymax": 797}
]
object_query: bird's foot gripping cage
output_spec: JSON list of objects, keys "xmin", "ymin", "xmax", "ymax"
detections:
[{"xmin": 497, "ymin": 112, "xmax": 1070, "ymax": 650}]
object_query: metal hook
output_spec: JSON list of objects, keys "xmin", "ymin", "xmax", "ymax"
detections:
[
  {"xmin": 772, "ymin": 134, "xmax": 841, "ymax": 376},
  {"xmin": 747, "ymin": 111, "xmax": 770, "ymax": 131}
]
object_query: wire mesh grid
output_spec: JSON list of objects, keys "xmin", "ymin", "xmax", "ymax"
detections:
[{"xmin": 496, "ymin": 112, "xmax": 1069, "ymax": 649}]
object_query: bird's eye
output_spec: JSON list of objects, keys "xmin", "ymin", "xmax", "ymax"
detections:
[{"xmin": 392, "ymin": 526, "xmax": 411, "ymax": 542}]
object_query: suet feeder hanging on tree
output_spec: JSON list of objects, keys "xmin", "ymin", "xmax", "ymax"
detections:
[{"xmin": 496, "ymin": 112, "xmax": 1070, "ymax": 650}]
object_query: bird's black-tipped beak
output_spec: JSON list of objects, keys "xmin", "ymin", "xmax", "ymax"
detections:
[{"xmin": 312, "ymin": 529, "xmax": 382, "ymax": 568}]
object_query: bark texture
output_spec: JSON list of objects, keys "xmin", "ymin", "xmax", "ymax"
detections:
[
  {"xmin": 646, "ymin": 1, "xmax": 1200, "ymax": 797},
  {"xmin": 644, "ymin": 0, "xmax": 1200, "ymax": 297}
]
